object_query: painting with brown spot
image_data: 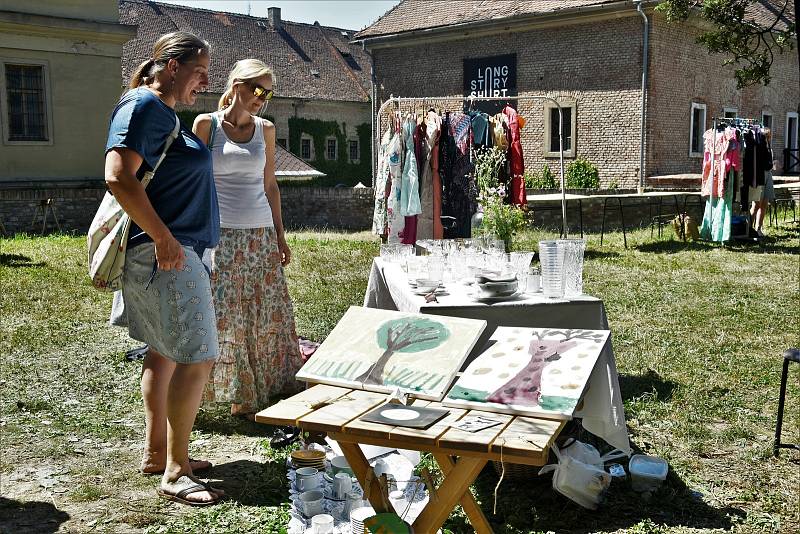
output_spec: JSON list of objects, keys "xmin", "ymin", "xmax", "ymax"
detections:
[{"xmin": 444, "ymin": 326, "xmax": 610, "ymax": 419}]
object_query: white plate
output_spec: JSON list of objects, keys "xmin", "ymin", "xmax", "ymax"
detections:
[{"xmin": 470, "ymin": 291, "xmax": 523, "ymax": 303}]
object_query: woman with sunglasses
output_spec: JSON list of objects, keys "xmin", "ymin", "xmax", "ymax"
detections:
[{"xmin": 193, "ymin": 59, "xmax": 303, "ymax": 421}]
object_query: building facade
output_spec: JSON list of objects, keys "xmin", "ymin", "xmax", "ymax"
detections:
[
  {"xmin": 356, "ymin": 0, "xmax": 799, "ymax": 189},
  {"xmin": 0, "ymin": 1, "xmax": 135, "ymax": 233}
]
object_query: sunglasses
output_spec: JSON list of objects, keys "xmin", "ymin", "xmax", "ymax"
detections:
[{"xmin": 249, "ymin": 83, "xmax": 273, "ymax": 101}]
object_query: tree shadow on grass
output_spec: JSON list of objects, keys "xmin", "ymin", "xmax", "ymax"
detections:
[
  {"xmin": 461, "ymin": 447, "xmax": 745, "ymax": 534},
  {"xmin": 0, "ymin": 253, "xmax": 46, "ymax": 268},
  {"xmin": 0, "ymin": 497, "xmax": 70, "ymax": 534},
  {"xmin": 208, "ymin": 458, "xmax": 289, "ymax": 507},
  {"xmin": 618, "ymin": 369, "xmax": 680, "ymax": 403}
]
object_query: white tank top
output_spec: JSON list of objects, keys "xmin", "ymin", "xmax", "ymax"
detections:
[{"xmin": 211, "ymin": 112, "xmax": 274, "ymax": 228}]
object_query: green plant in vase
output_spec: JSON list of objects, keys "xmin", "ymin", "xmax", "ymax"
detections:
[{"xmin": 473, "ymin": 147, "xmax": 528, "ymax": 251}]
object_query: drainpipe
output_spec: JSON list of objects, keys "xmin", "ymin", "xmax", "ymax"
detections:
[{"xmin": 636, "ymin": 0, "xmax": 649, "ymax": 194}]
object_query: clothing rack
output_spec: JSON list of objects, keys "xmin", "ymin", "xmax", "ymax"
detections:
[{"xmin": 374, "ymin": 95, "xmax": 571, "ymax": 237}]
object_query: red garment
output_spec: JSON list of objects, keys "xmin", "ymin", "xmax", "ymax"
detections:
[{"xmin": 502, "ymin": 105, "xmax": 526, "ymax": 206}]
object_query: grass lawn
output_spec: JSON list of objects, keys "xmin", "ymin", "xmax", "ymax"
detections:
[{"xmin": 1, "ymin": 225, "xmax": 798, "ymax": 533}]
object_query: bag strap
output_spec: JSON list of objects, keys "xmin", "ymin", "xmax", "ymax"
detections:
[
  {"xmin": 141, "ymin": 115, "xmax": 181, "ymax": 189},
  {"xmin": 208, "ymin": 112, "xmax": 218, "ymax": 150}
]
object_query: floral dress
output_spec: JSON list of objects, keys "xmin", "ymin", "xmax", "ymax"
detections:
[{"xmin": 205, "ymin": 227, "xmax": 303, "ymax": 414}]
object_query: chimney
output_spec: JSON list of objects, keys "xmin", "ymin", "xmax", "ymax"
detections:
[{"xmin": 267, "ymin": 7, "xmax": 281, "ymax": 29}]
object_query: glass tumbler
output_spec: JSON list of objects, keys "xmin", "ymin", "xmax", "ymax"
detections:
[
  {"xmin": 559, "ymin": 239, "xmax": 587, "ymax": 297},
  {"xmin": 538, "ymin": 240, "xmax": 565, "ymax": 298}
]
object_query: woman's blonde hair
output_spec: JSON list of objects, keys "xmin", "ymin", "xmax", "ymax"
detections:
[
  {"xmin": 218, "ymin": 59, "xmax": 274, "ymax": 110},
  {"xmin": 129, "ymin": 31, "xmax": 210, "ymax": 89}
]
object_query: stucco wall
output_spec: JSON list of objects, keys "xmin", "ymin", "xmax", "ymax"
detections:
[{"xmin": 2, "ymin": 0, "xmax": 119, "ymax": 22}]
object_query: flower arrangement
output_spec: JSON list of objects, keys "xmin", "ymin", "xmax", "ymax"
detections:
[{"xmin": 473, "ymin": 147, "xmax": 528, "ymax": 251}]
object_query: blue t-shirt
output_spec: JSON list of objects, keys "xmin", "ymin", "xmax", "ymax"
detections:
[{"xmin": 105, "ymin": 87, "xmax": 219, "ymax": 250}]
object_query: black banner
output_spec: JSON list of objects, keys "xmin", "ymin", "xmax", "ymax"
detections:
[{"xmin": 463, "ymin": 53, "xmax": 517, "ymax": 113}]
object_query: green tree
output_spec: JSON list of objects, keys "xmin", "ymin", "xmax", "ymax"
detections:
[
  {"xmin": 355, "ymin": 318, "xmax": 450, "ymax": 385},
  {"xmin": 656, "ymin": 0, "xmax": 796, "ymax": 88}
]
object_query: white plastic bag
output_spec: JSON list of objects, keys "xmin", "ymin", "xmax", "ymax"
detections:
[{"xmin": 539, "ymin": 440, "xmax": 626, "ymax": 510}]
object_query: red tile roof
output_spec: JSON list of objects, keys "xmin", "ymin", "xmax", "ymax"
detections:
[
  {"xmin": 355, "ymin": 0, "xmax": 795, "ymax": 40},
  {"xmin": 120, "ymin": 0, "xmax": 371, "ymax": 102}
]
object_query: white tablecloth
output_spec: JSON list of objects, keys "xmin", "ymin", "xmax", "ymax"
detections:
[
  {"xmin": 364, "ymin": 258, "xmax": 609, "ymax": 331},
  {"xmin": 363, "ymin": 257, "xmax": 630, "ymax": 455}
]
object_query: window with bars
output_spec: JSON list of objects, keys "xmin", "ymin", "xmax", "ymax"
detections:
[
  {"xmin": 326, "ymin": 137, "xmax": 337, "ymax": 160},
  {"xmin": 349, "ymin": 139, "xmax": 359, "ymax": 162},
  {"xmin": 301, "ymin": 138, "xmax": 312, "ymax": 160},
  {"xmin": 5, "ymin": 64, "xmax": 48, "ymax": 141}
]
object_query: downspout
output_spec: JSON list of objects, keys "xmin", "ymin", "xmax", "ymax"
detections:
[
  {"xmin": 365, "ymin": 40, "xmax": 376, "ymax": 188},
  {"xmin": 636, "ymin": 0, "xmax": 649, "ymax": 194}
]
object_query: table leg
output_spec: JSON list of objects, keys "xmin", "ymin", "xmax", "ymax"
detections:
[
  {"xmin": 337, "ymin": 442, "xmax": 390, "ymax": 513},
  {"xmin": 618, "ymin": 198, "xmax": 627, "ymax": 248},
  {"xmin": 412, "ymin": 456, "xmax": 488, "ymax": 533},
  {"xmin": 433, "ymin": 453, "xmax": 493, "ymax": 534},
  {"xmin": 578, "ymin": 200, "xmax": 584, "ymax": 238},
  {"xmin": 600, "ymin": 198, "xmax": 610, "ymax": 246},
  {"xmin": 672, "ymin": 195, "xmax": 685, "ymax": 241}
]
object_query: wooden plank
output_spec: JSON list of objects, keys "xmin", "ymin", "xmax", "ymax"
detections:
[
  {"xmin": 389, "ymin": 401, "xmax": 467, "ymax": 446},
  {"xmin": 343, "ymin": 399, "xmax": 431, "ymax": 440},
  {"xmin": 254, "ymin": 385, "xmax": 352, "ymax": 426},
  {"xmin": 328, "ymin": 431, "xmax": 554, "ymax": 466},
  {"xmin": 489, "ymin": 417, "xmax": 565, "ymax": 462},
  {"xmin": 299, "ymin": 390, "xmax": 387, "ymax": 433},
  {"xmin": 437, "ymin": 410, "xmax": 513, "ymax": 453}
]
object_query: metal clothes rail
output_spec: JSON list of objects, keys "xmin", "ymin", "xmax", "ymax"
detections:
[{"xmin": 374, "ymin": 95, "xmax": 571, "ymax": 237}]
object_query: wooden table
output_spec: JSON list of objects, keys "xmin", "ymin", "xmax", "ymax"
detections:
[{"xmin": 256, "ymin": 384, "xmax": 565, "ymax": 533}]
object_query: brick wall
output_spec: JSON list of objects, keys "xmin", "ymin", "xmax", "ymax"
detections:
[
  {"xmin": 647, "ymin": 12, "xmax": 800, "ymax": 176},
  {"xmin": 370, "ymin": 15, "xmax": 646, "ymax": 189},
  {"xmin": 281, "ymin": 186, "xmax": 374, "ymax": 230},
  {"xmin": 368, "ymin": 9, "xmax": 799, "ymax": 187},
  {"xmin": 0, "ymin": 183, "xmax": 376, "ymax": 235},
  {"xmin": 0, "ymin": 181, "xmax": 106, "ymax": 234}
]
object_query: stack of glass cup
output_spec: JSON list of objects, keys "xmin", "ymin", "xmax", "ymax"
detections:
[{"xmin": 537, "ymin": 239, "xmax": 587, "ymax": 298}]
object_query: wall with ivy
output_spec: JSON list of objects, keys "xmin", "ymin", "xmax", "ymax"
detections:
[{"xmin": 288, "ymin": 117, "xmax": 372, "ymax": 186}]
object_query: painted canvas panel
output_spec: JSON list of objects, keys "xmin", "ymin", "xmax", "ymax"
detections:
[
  {"xmin": 444, "ymin": 327, "xmax": 610, "ymax": 419},
  {"xmin": 296, "ymin": 306, "xmax": 487, "ymax": 400}
]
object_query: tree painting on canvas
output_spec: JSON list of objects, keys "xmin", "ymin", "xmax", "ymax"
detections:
[
  {"xmin": 296, "ymin": 306, "xmax": 486, "ymax": 401},
  {"xmin": 444, "ymin": 327, "xmax": 610, "ymax": 419}
]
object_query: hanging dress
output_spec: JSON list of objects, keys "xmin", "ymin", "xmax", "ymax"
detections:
[
  {"xmin": 699, "ymin": 128, "xmax": 737, "ymax": 242},
  {"xmin": 428, "ymin": 111, "xmax": 444, "ymax": 239},
  {"xmin": 440, "ymin": 112, "xmax": 477, "ymax": 238},
  {"xmin": 417, "ymin": 111, "xmax": 441, "ymax": 240},
  {"xmin": 371, "ymin": 126, "xmax": 392, "ymax": 236},
  {"xmin": 400, "ymin": 116, "xmax": 421, "ymax": 244},
  {"xmin": 385, "ymin": 119, "xmax": 405, "ymax": 244},
  {"xmin": 502, "ymin": 105, "xmax": 526, "ymax": 206}
]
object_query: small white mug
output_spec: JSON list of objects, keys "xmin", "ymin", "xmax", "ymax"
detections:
[
  {"xmin": 296, "ymin": 467, "xmax": 320, "ymax": 492},
  {"xmin": 333, "ymin": 472, "xmax": 352, "ymax": 500},
  {"xmin": 311, "ymin": 513, "xmax": 334, "ymax": 534}
]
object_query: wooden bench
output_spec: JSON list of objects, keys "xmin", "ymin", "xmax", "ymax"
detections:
[{"xmin": 256, "ymin": 384, "xmax": 565, "ymax": 534}]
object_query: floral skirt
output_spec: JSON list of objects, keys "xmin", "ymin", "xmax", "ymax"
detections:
[{"xmin": 204, "ymin": 227, "xmax": 303, "ymax": 414}]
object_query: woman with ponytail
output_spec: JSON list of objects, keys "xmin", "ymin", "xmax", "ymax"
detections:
[
  {"xmin": 105, "ymin": 31, "xmax": 225, "ymax": 506},
  {"xmin": 193, "ymin": 60, "xmax": 303, "ymax": 423}
]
